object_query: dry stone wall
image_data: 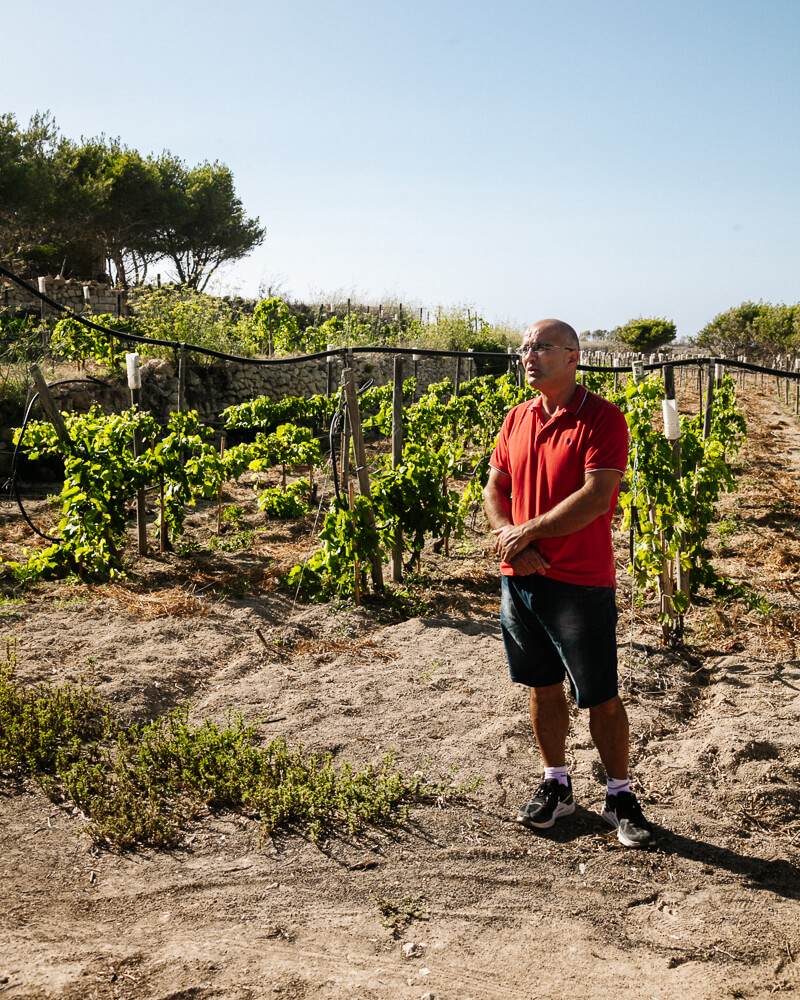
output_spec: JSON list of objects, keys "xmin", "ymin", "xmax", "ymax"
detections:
[
  {"xmin": 1, "ymin": 277, "xmax": 126, "ymax": 317},
  {"xmin": 46, "ymin": 351, "xmax": 493, "ymax": 424},
  {"xmin": 3, "ymin": 349, "xmax": 510, "ymax": 478}
]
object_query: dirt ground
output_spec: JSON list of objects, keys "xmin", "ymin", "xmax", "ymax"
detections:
[{"xmin": 1, "ymin": 374, "xmax": 799, "ymax": 1000}]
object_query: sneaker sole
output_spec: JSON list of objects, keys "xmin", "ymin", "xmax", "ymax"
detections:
[
  {"xmin": 517, "ymin": 799, "xmax": 575, "ymax": 830},
  {"xmin": 600, "ymin": 807, "xmax": 654, "ymax": 848}
]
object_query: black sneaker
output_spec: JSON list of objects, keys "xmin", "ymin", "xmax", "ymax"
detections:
[
  {"xmin": 601, "ymin": 790, "xmax": 655, "ymax": 847},
  {"xmin": 516, "ymin": 777, "xmax": 575, "ymax": 829}
]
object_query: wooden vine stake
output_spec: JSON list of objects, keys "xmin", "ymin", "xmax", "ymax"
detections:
[
  {"xmin": 661, "ymin": 365, "xmax": 685, "ymax": 640},
  {"xmin": 159, "ymin": 476, "xmax": 171, "ymax": 553},
  {"xmin": 391, "ymin": 356, "xmax": 404, "ymax": 582},
  {"xmin": 126, "ymin": 354, "xmax": 148, "ymax": 557},
  {"xmin": 348, "ymin": 482, "xmax": 361, "ymax": 606},
  {"xmin": 217, "ymin": 433, "xmax": 226, "ymax": 534},
  {"xmin": 342, "ymin": 368, "xmax": 384, "ymax": 592},
  {"xmin": 29, "ymin": 365, "xmax": 72, "ymax": 448}
]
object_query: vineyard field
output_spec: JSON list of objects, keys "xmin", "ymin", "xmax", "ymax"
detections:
[{"xmin": 0, "ymin": 377, "xmax": 799, "ymax": 999}]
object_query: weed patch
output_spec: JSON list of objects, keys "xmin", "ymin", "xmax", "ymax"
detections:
[
  {"xmin": 0, "ymin": 643, "xmax": 455, "ymax": 849},
  {"xmin": 371, "ymin": 892, "xmax": 428, "ymax": 936}
]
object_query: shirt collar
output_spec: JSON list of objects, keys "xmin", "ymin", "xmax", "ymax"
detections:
[{"xmin": 526, "ymin": 385, "xmax": 588, "ymax": 417}]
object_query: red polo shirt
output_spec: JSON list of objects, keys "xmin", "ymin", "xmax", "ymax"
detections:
[{"xmin": 489, "ymin": 386, "xmax": 628, "ymax": 588}]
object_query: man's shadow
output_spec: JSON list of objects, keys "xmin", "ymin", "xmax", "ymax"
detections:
[{"xmin": 520, "ymin": 806, "xmax": 800, "ymax": 901}]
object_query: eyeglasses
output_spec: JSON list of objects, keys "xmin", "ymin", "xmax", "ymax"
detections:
[{"xmin": 516, "ymin": 343, "xmax": 576, "ymax": 358}]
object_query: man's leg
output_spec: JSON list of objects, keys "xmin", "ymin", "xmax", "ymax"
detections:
[
  {"xmin": 530, "ymin": 682, "xmax": 570, "ymax": 766},
  {"xmin": 590, "ymin": 695, "xmax": 655, "ymax": 847},
  {"xmin": 515, "ymin": 682, "xmax": 575, "ymax": 829},
  {"xmin": 588, "ymin": 694, "xmax": 629, "ymax": 779}
]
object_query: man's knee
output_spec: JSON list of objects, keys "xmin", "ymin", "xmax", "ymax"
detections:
[
  {"xmin": 530, "ymin": 681, "xmax": 568, "ymax": 707},
  {"xmin": 588, "ymin": 694, "xmax": 627, "ymax": 723}
]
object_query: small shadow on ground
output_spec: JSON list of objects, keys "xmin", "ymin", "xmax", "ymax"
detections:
[{"xmin": 514, "ymin": 807, "xmax": 800, "ymax": 901}]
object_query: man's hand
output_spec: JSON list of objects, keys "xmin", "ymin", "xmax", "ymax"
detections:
[
  {"xmin": 509, "ymin": 546, "xmax": 550, "ymax": 575},
  {"xmin": 491, "ymin": 521, "xmax": 536, "ymax": 562}
]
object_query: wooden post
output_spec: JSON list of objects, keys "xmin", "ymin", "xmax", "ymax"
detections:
[
  {"xmin": 348, "ymin": 482, "xmax": 361, "ymax": 606},
  {"xmin": 217, "ymin": 433, "xmax": 227, "ymax": 533},
  {"xmin": 340, "ymin": 408, "xmax": 350, "ymax": 496},
  {"xmin": 159, "ymin": 475, "xmax": 171, "ymax": 553},
  {"xmin": 454, "ymin": 354, "xmax": 461, "ymax": 396},
  {"xmin": 178, "ymin": 343, "xmax": 187, "ymax": 412},
  {"xmin": 663, "ymin": 365, "xmax": 687, "ymax": 624},
  {"xmin": 29, "ymin": 365, "xmax": 72, "ymax": 447},
  {"xmin": 342, "ymin": 368, "xmax": 383, "ymax": 592},
  {"xmin": 130, "ymin": 386, "xmax": 148, "ymax": 557},
  {"xmin": 391, "ymin": 356, "xmax": 404, "ymax": 582},
  {"xmin": 702, "ymin": 362, "xmax": 715, "ymax": 440}
]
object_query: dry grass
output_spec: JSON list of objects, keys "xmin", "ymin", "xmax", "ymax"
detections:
[{"xmin": 103, "ymin": 584, "xmax": 210, "ymax": 619}]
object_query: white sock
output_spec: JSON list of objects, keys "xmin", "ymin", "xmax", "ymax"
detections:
[
  {"xmin": 606, "ymin": 776, "xmax": 631, "ymax": 796},
  {"xmin": 544, "ymin": 765, "xmax": 569, "ymax": 787}
]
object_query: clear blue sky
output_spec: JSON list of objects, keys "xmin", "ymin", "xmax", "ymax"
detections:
[{"xmin": 4, "ymin": 0, "xmax": 799, "ymax": 339}]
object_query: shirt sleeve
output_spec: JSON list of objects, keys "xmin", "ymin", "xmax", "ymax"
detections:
[
  {"xmin": 583, "ymin": 400, "xmax": 629, "ymax": 474},
  {"xmin": 488, "ymin": 404, "xmax": 520, "ymax": 476}
]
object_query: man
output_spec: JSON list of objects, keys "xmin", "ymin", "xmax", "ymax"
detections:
[{"xmin": 483, "ymin": 318, "xmax": 654, "ymax": 848}]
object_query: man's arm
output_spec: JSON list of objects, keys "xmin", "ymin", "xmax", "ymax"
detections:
[
  {"xmin": 490, "ymin": 468, "xmax": 622, "ymax": 564},
  {"xmin": 483, "ymin": 466, "xmax": 551, "ymax": 575},
  {"xmin": 482, "ymin": 466, "xmax": 513, "ymax": 532}
]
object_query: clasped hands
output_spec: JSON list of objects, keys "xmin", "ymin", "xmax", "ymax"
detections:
[{"xmin": 491, "ymin": 521, "xmax": 550, "ymax": 576}]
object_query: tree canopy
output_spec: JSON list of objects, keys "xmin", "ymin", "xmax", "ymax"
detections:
[
  {"xmin": 613, "ymin": 317, "xmax": 676, "ymax": 352},
  {"xmin": 693, "ymin": 301, "xmax": 799, "ymax": 358},
  {"xmin": 0, "ymin": 112, "xmax": 265, "ymax": 290}
]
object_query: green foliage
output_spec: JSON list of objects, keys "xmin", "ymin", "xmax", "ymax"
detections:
[
  {"xmin": 258, "ymin": 478, "xmax": 311, "ymax": 518},
  {"xmin": 253, "ymin": 297, "xmax": 302, "ymax": 354},
  {"xmin": 153, "ymin": 411, "xmax": 230, "ymax": 539},
  {"xmin": 50, "ymin": 314, "xmax": 129, "ymax": 371},
  {"xmin": 15, "ymin": 405, "xmax": 156, "ymax": 579},
  {"xmin": 291, "ymin": 372, "xmax": 528, "ymax": 600},
  {"xmin": 614, "ymin": 373, "xmax": 747, "ymax": 634},
  {"xmin": 238, "ymin": 425, "xmax": 322, "ymax": 494},
  {"xmin": 0, "ymin": 313, "xmax": 44, "ymax": 364},
  {"xmin": 0, "ymin": 641, "xmax": 107, "ymax": 779},
  {"xmin": 288, "ymin": 493, "xmax": 382, "ymax": 599},
  {"xmin": 221, "ymin": 504, "xmax": 246, "ymax": 525},
  {"xmin": 613, "ymin": 317, "xmax": 676, "ymax": 352},
  {"xmin": 424, "ymin": 305, "xmax": 515, "ymax": 352},
  {"xmin": 693, "ymin": 301, "xmax": 800, "ymax": 359},
  {"xmin": 13, "ymin": 407, "xmax": 229, "ymax": 580},
  {"xmin": 155, "ymin": 156, "xmax": 265, "ymax": 291},
  {"xmin": 0, "ymin": 644, "xmax": 440, "ymax": 848},
  {"xmin": 372, "ymin": 443, "xmax": 465, "ymax": 558},
  {"xmin": 222, "ymin": 392, "xmax": 335, "ymax": 432},
  {"xmin": 128, "ymin": 285, "xmax": 260, "ymax": 359}
]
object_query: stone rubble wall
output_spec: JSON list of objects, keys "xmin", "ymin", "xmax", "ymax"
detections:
[
  {"xmin": 47, "ymin": 351, "xmax": 498, "ymax": 425},
  {"xmin": 1, "ymin": 277, "xmax": 127, "ymax": 317},
  {"xmin": 3, "ymin": 349, "xmax": 513, "ymax": 478}
]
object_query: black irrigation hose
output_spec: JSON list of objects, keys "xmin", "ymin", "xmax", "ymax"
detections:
[
  {"xmin": 5, "ymin": 264, "xmax": 800, "ymax": 378},
  {"xmin": 328, "ymin": 380, "xmax": 374, "ymax": 502}
]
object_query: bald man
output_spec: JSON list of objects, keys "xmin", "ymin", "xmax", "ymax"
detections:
[{"xmin": 484, "ymin": 319, "xmax": 654, "ymax": 847}]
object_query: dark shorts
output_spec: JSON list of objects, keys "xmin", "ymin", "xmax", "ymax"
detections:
[{"xmin": 500, "ymin": 574, "xmax": 619, "ymax": 708}]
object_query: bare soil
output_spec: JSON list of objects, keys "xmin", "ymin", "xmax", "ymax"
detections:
[{"xmin": 1, "ymin": 376, "xmax": 799, "ymax": 1000}]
